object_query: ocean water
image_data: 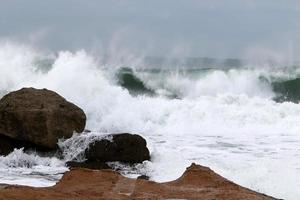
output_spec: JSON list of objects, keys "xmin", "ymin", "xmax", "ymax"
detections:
[{"xmin": 0, "ymin": 42, "xmax": 300, "ymax": 199}]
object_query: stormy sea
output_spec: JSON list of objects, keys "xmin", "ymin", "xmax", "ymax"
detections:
[{"xmin": 0, "ymin": 43, "xmax": 300, "ymax": 200}]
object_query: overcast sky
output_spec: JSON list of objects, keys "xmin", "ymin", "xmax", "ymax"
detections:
[{"xmin": 0, "ymin": 0, "xmax": 299, "ymax": 60}]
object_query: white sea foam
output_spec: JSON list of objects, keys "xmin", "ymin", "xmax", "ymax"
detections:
[
  {"xmin": 0, "ymin": 149, "xmax": 67, "ymax": 187},
  {"xmin": 0, "ymin": 42, "xmax": 300, "ymax": 199}
]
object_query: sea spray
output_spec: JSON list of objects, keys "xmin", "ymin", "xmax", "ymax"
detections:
[{"xmin": 58, "ymin": 132, "xmax": 113, "ymax": 162}]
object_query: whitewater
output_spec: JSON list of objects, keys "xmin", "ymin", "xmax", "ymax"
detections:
[{"xmin": 0, "ymin": 42, "xmax": 300, "ymax": 200}]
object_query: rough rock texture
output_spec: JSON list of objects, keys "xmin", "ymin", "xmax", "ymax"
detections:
[
  {"xmin": 0, "ymin": 135, "xmax": 18, "ymax": 155},
  {"xmin": 0, "ymin": 134, "xmax": 49, "ymax": 156},
  {"xmin": 0, "ymin": 88, "xmax": 86, "ymax": 150},
  {"xmin": 0, "ymin": 164, "xmax": 277, "ymax": 200},
  {"xmin": 85, "ymin": 133, "xmax": 150, "ymax": 163}
]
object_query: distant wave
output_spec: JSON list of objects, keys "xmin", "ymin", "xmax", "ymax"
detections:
[
  {"xmin": 114, "ymin": 67, "xmax": 300, "ymax": 103},
  {"xmin": 272, "ymin": 78, "xmax": 300, "ymax": 103},
  {"xmin": 116, "ymin": 67, "xmax": 155, "ymax": 96}
]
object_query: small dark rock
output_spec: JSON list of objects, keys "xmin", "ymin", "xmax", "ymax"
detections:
[
  {"xmin": 137, "ymin": 175, "xmax": 150, "ymax": 180},
  {"xmin": 66, "ymin": 161, "xmax": 111, "ymax": 170},
  {"xmin": 66, "ymin": 133, "xmax": 151, "ymax": 170},
  {"xmin": 86, "ymin": 133, "xmax": 150, "ymax": 164}
]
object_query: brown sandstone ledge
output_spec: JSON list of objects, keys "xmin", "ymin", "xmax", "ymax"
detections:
[{"xmin": 0, "ymin": 163, "xmax": 277, "ymax": 200}]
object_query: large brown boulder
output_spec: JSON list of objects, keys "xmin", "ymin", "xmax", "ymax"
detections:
[{"xmin": 0, "ymin": 88, "xmax": 86, "ymax": 150}]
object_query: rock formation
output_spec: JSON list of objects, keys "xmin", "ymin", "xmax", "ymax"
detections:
[
  {"xmin": 67, "ymin": 133, "xmax": 151, "ymax": 169},
  {"xmin": 0, "ymin": 88, "xmax": 86, "ymax": 152}
]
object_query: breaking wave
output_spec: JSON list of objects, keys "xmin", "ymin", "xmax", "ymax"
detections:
[
  {"xmin": 0, "ymin": 42, "xmax": 300, "ymax": 199},
  {"xmin": 272, "ymin": 78, "xmax": 300, "ymax": 103}
]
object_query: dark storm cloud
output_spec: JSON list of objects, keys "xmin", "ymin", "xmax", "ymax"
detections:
[{"xmin": 0, "ymin": 0, "xmax": 299, "ymax": 59}]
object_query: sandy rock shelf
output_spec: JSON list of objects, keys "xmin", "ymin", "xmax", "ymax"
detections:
[{"xmin": 0, "ymin": 163, "xmax": 278, "ymax": 200}]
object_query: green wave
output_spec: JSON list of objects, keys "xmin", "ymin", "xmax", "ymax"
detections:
[
  {"xmin": 116, "ymin": 67, "xmax": 155, "ymax": 96},
  {"xmin": 272, "ymin": 78, "xmax": 300, "ymax": 103}
]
